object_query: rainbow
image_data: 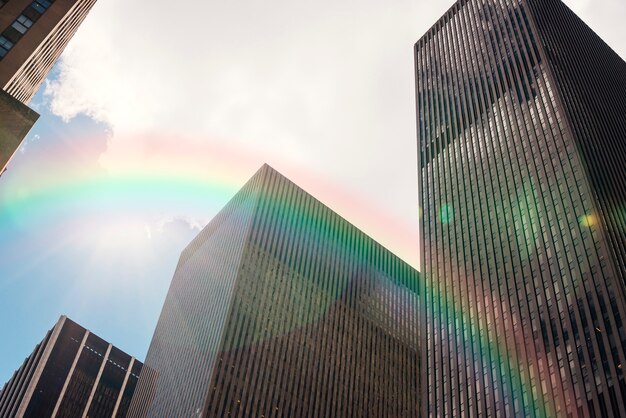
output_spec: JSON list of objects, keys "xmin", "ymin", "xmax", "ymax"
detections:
[
  {"xmin": 1, "ymin": 132, "xmax": 577, "ymax": 416},
  {"xmin": 425, "ymin": 269, "xmax": 555, "ymax": 417},
  {"xmin": 1, "ymin": 134, "xmax": 418, "ymax": 268}
]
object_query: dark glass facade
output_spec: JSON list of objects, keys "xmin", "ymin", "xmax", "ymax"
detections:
[
  {"xmin": 128, "ymin": 164, "xmax": 420, "ymax": 417},
  {"xmin": 0, "ymin": 315, "xmax": 142, "ymax": 417},
  {"xmin": 416, "ymin": 0, "xmax": 626, "ymax": 416}
]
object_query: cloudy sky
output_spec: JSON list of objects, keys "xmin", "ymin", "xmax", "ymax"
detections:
[{"xmin": 1, "ymin": 0, "xmax": 625, "ymax": 384}]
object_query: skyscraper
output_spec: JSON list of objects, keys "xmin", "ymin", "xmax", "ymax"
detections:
[
  {"xmin": 415, "ymin": 0, "xmax": 626, "ymax": 416},
  {"xmin": 128, "ymin": 164, "xmax": 420, "ymax": 417},
  {"xmin": 0, "ymin": 315, "xmax": 143, "ymax": 418},
  {"xmin": 0, "ymin": 0, "xmax": 97, "ymax": 173}
]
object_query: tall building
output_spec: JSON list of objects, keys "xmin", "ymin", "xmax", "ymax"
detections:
[
  {"xmin": 415, "ymin": 0, "xmax": 626, "ymax": 416},
  {"xmin": 128, "ymin": 164, "xmax": 420, "ymax": 417},
  {"xmin": 0, "ymin": 0, "xmax": 97, "ymax": 172},
  {"xmin": 0, "ymin": 315, "xmax": 143, "ymax": 418},
  {"xmin": 0, "ymin": 0, "xmax": 97, "ymax": 103}
]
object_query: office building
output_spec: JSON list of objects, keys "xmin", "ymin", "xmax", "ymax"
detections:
[
  {"xmin": 416, "ymin": 0, "xmax": 626, "ymax": 416},
  {"xmin": 0, "ymin": 315, "xmax": 143, "ymax": 417},
  {"xmin": 128, "ymin": 164, "xmax": 420, "ymax": 417},
  {"xmin": 0, "ymin": 0, "xmax": 97, "ymax": 103},
  {"xmin": 0, "ymin": 0, "xmax": 97, "ymax": 173}
]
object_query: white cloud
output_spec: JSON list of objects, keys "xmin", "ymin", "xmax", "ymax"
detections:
[
  {"xmin": 43, "ymin": 0, "xmax": 626, "ymax": 268},
  {"xmin": 155, "ymin": 216, "xmax": 206, "ymax": 235},
  {"xmin": 43, "ymin": 0, "xmax": 450, "ymax": 267}
]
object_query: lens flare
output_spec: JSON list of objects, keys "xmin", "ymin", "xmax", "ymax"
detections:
[
  {"xmin": 579, "ymin": 213, "xmax": 597, "ymax": 227},
  {"xmin": 439, "ymin": 203, "xmax": 454, "ymax": 224}
]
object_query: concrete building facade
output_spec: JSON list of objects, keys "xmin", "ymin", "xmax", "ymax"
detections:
[
  {"xmin": 0, "ymin": 89, "xmax": 38, "ymax": 173},
  {"xmin": 0, "ymin": 0, "xmax": 97, "ymax": 103},
  {"xmin": 0, "ymin": 0, "xmax": 97, "ymax": 174}
]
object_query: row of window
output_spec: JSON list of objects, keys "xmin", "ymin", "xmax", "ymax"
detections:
[{"xmin": 0, "ymin": 1, "xmax": 54, "ymax": 59}]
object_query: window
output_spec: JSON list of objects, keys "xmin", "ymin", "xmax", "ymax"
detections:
[
  {"xmin": 12, "ymin": 15, "xmax": 34, "ymax": 34},
  {"xmin": 0, "ymin": 36, "xmax": 13, "ymax": 58},
  {"xmin": 31, "ymin": 0, "xmax": 52, "ymax": 14},
  {"xmin": 0, "ymin": 36, "xmax": 13, "ymax": 50}
]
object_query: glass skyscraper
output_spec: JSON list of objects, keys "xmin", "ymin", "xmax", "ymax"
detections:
[
  {"xmin": 416, "ymin": 0, "xmax": 626, "ymax": 416},
  {"xmin": 128, "ymin": 164, "xmax": 420, "ymax": 417}
]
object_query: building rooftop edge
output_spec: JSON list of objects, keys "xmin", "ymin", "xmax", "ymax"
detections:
[
  {"xmin": 244, "ymin": 163, "xmax": 419, "ymax": 274},
  {"xmin": 414, "ymin": 0, "xmax": 467, "ymax": 48}
]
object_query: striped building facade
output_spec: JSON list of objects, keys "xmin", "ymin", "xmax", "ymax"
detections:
[
  {"xmin": 128, "ymin": 164, "xmax": 420, "ymax": 417},
  {"xmin": 416, "ymin": 0, "xmax": 626, "ymax": 416},
  {"xmin": 0, "ymin": 0, "xmax": 97, "ymax": 104},
  {"xmin": 0, "ymin": 315, "xmax": 142, "ymax": 418}
]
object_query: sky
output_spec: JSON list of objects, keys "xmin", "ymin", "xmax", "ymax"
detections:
[{"xmin": 1, "ymin": 0, "xmax": 625, "ymax": 385}]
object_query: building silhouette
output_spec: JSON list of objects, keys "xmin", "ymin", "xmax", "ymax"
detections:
[
  {"xmin": 0, "ymin": 0, "xmax": 97, "ymax": 172},
  {"xmin": 127, "ymin": 164, "xmax": 420, "ymax": 417},
  {"xmin": 415, "ymin": 0, "xmax": 626, "ymax": 416},
  {"xmin": 0, "ymin": 315, "xmax": 143, "ymax": 418},
  {"xmin": 0, "ymin": 89, "xmax": 38, "ymax": 175}
]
